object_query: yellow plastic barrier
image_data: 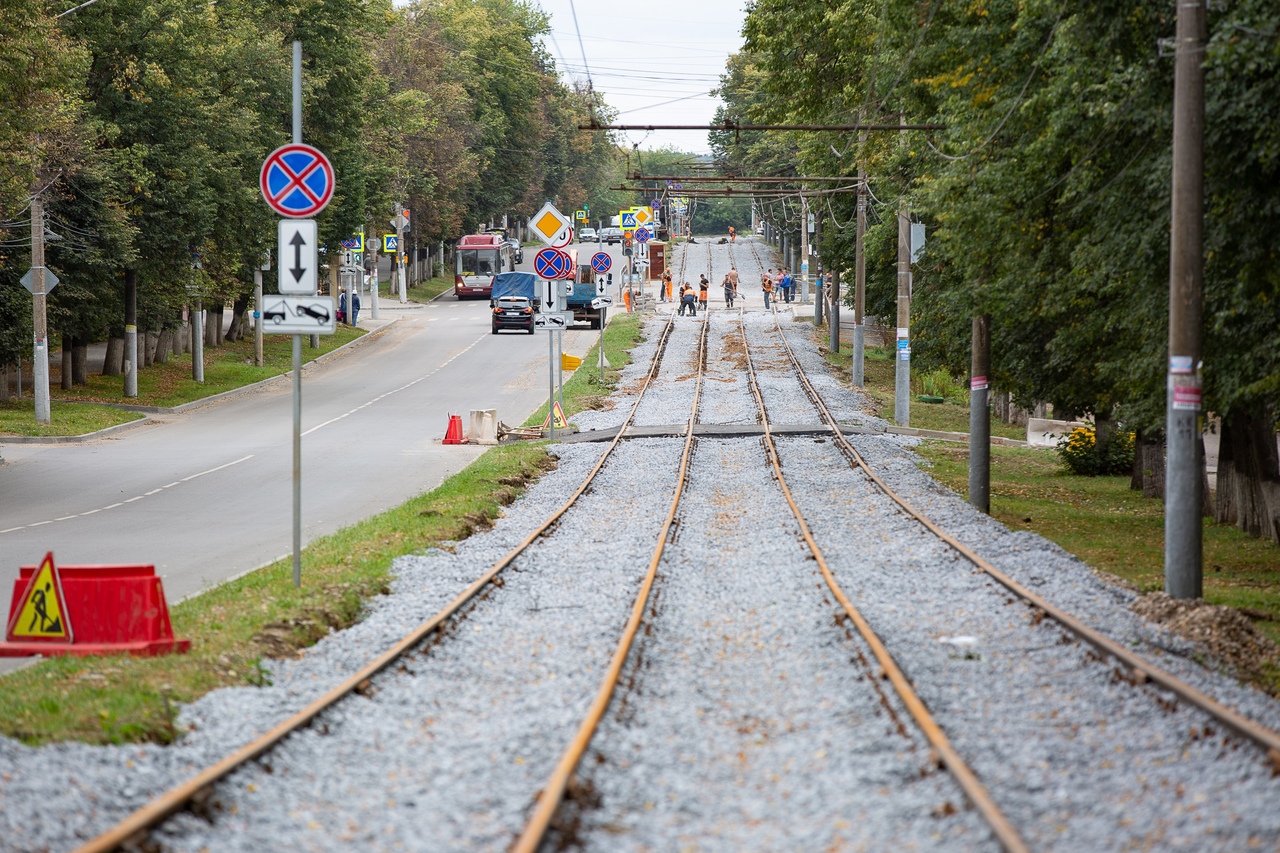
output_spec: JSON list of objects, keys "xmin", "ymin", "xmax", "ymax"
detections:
[{"xmin": 561, "ymin": 353, "xmax": 583, "ymax": 370}]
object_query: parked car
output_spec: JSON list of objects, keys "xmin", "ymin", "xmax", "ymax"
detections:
[
  {"xmin": 491, "ymin": 296, "xmax": 535, "ymax": 334},
  {"xmin": 505, "ymin": 237, "xmax": 523, "ymax": 264},
  {"xmin": 600, "ymin": 227, "xmax": 624, "ymax": 245},
  {"xmin": 578, "ymin": 227, "xmax": 598, "ymax": 243}
]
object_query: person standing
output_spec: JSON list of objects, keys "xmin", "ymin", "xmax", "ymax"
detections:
[
  {"xmin": 350, "ymin": 288, "xmax": 361, "ymax": 325},
  {"xmin": 660, "ymin": 268, "xmax": 672, "ymax": 303},
  {"xmin": 337, "ymin": 288, "xmax": 348, "ymax": 324},
  {"xmin": 728, "ymin": 225, "xmax": 736, "ymax": 243},
  {"xmin": 698, "ymin": 275, "xmax": 709, "ymax": 310},
  {"xmin": 761, "ymin": 273, "xmax": 773, "ymax": 309},
  {"xmin": 723, "ymin": 273, "xmax": 735, "ymax": 308}
]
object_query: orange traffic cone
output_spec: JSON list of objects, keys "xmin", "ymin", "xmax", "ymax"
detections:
[{"xmin": 442, "ymin": 413, "xmax": 466, "ymax": 445}]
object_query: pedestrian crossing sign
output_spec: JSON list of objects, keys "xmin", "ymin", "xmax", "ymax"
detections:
[
  {"xmin": 5, "ymin": 553, "xmax": 72, "ymax": 642},
  {"xmin": 540, "ymin": 401, "xmax": 570, "ymax": 430}
]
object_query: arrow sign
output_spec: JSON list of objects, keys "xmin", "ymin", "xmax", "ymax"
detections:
[{"xmin": 278, "ymin": 219, "xmax": 317, "ymax": 294}]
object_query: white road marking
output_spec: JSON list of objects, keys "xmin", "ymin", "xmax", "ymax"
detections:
[
  {"xmin": 301, "ymin": 335, "xmax": 488, "ymax": 437},
  {"xmin": 0, "ymin": 455, "xmax": 255, "ymax": 536}
]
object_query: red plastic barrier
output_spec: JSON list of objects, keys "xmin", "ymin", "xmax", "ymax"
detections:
[{"xmin": 0, "ymin": 554, "xmax": 190, "ymax": 657}]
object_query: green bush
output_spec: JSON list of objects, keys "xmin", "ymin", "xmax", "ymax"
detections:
[
  {"xmin": 1056, "ymin": 426, "xmax": 1134, "ymax": 476},
  {"xmin": 918, "ymin": 367, "xmax": 969, "ymax": 405}
]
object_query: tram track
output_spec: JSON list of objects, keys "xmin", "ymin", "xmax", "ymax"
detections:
[
  {"xmin": 71, "ymin": 314, "xmax": 690, "ymax": 853},
  {"xmin": 751, "ymin": 310, "xmax": 1280, "ymax": 771}
]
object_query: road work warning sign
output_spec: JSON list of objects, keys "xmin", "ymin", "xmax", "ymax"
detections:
[
  {"xmin": 540, "ymin": 401, "xmax": 570, "ymax": 431},
  {"xmin": 6, "ymin": 553, "xmax": 71, "ymax": 642}
]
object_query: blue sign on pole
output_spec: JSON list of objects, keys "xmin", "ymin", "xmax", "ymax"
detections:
[
  {"xmin": 591, "ymin": 252, "xmax": 612, "ymax": 274},
  {"xmin": 651, "ymin": 199, "xmax": 661, "ymax": 209},
  {"xmin": 620, "ymin": 212, "xmax": 637, "ymax": 229},
  {"xmin": 260, "ymin": 144, "xmax": 335, "ymax": 218},
  {"xmin": 634, "ymin": 227, "xmax": 652, "ymax": 244}
]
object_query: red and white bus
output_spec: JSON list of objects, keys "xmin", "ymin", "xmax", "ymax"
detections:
[{"xmin": 454, "ymin": 234, "xmax": 514, "ymax": 299}]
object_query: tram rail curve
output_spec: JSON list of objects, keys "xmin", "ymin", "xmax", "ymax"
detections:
[{"xmin": 71, "ymin": 313, "xmax": 687, "ymax": 853}]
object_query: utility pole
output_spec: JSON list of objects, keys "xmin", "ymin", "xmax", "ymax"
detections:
[
  {"xmin": 852, "ymin": 128, "xmax": 868, "ymax": 388},
  {"xmin": 894, "ymin": 116, "xmax": 911, "ymax": 426},
  {"xmin": 30, "ymin": 195, "xmax": 51, "ymax": 424},
  {"xmin": 969, "ymin": 315, "xmax": 991, "ymax": 513},
  {"xmin": 397, "ymin": 203, "xmax": 407, "ymax": 304},
  {"xmin": 800, "ymin": 195, "xmax": 810, "ymax": 305},
  {"xmin": 1165, "ymin": 0, "xmax": 1206, "ymax": 599}
]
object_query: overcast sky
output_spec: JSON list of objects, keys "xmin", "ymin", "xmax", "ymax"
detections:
[{"xmin": 531, "ymin": 0, "xmax": 751, "ymax": 155}]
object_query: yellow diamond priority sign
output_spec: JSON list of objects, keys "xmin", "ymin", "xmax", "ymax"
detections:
[
  {"xmin": 632, "ymin": 206, "xmax": 653, "ymax": 227},
  {"xmin": 530, "ymin": 202, "xmax": 573, "ymax": 246}
]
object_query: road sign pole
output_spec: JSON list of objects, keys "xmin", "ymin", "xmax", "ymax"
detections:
[
  {"xmin": 397, "ymin": 204, "xmax": 407, "ymax": 304},
  {"xmin": 556, "ymin": 327, "xmax": 565, "ymax": 414},
  {"xmin": 292, "ymin": 333, "xmax": 302, "ymax": 588},
  {"xmin": 253, "ymin": 268, "xmax": 264, "ymax": 367},
  {"xmin": 598, "ymin": 307, "xmax": 606, "ymax": 381},
  {"xmin": 547, "ymin": 322, "xmax": 556, "ymax": 441}
]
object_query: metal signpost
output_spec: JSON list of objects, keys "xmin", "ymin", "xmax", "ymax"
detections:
[{"xmin": 259, "ymin": 41, "xmax": 337, "ymax": 588}]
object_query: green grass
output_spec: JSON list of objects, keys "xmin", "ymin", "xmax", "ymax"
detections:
[
  {"xmin": 523, "ymin": 311, "xmax": 645, "ymax": 428},
  {"xmin": 815, "ymin": 334, "xmax": 1025, "ymax": 441},
  {"xmin": 0, "ymin": 400, "xmax": 143, "ymax": 436},
  {"xmin": 405, "ymin": 275, "xmax": 457, "ymax": 304},
  {"xmin": 1, "ymin": 328, "xmax": 367, "ymax": 436},
  {"xmin": 0, "ymin": 442, "xmax": 557, "ymax": 745},
  {"xmin": 916, "ymin": 441, "xmax": 1280, "ymax": 692}
]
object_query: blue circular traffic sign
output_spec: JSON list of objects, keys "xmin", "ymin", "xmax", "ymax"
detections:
[
  {"xmin": 260, "ymin": 144, "xmax": 335, "ymax": 218},
  {"xmin": 591, "ymin": 252, "xmax": 612, "ymax": 274},
  {"xmin": 634, "ymin": 227, "xmax": 652, "ymax": 243},
  {"xmin": 534, "ymin": 247, "xmax": 570, "ymax": 279}
]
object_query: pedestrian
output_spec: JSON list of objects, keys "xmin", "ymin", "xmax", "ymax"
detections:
[
  {"xmin": 698, "ymin": 275, "xmax": 709, "ymax": 310},
  {"xmin": 350, "ymin": 288, "xmax": 361, "ymax": 325},
  {"xmin": 723, "ymin": 273, "xmax": 735, "ymax": 308},
  {"xmin": 728, "ymin": 225, "xmax": 736, "ymax": 243},
  {"xmin": 660, "ymin": 268, "xmax": 672, "ymax": 302},
  {"xmin": 728, "ymin": 267, "xmax": 742, "ymax": 303},
  {"xmin": 761, "ymin": 273, "xmax": 773, "ymax": 309},
  {"xmin": 337, "ymin": 288, "xmax": 347, "ymax": 324}
]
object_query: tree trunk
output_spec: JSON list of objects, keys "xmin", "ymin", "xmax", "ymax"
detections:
[
  {"xmin": 102, "ymin": 336, "xmax": 124, "ymax": 376},
  {"xmin": 1214, "ymin": 405, "xmax": 1280, "ymax": 545},
  {"xmin": 61, "ymin": 335, "xmax": 73, "ymax": 391},
  {"xmin": 226, "ymin": 293, "xmax": 250, "ymax": 342},
  {"xmin": 154, "ymin": 329, "xmax": 171, "ymax": 365},
  {"xmin": 1134, "ymin": 431, "xmax": 1166, "ymax": 499},
  {"xmin": 1199, "ymin": 434, "xmax": 1214, "ymax": 518},
  {"xmin": 72, "ymin": 338, "xmax": 88, "ymax": 385},
  {"xmin": 176, "ymin": 321, "xmax": 186, "ymax": 355},
  {"xmin": 0, "ymin": 366, "xmax": 9, "ymax": 403},
  {"xmin": 205, "ymin": 306, "xmax": 220, "ymax": 348},
  {"xmin": 143, "ymin": 330, "xmax": 157, "ymax": 367}
]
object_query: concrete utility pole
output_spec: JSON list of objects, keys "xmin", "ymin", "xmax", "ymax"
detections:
[
  {"xmin": 1165, "ymin": 0, "xmax": 1206, "ymax": 599},
  {"xmin": 253, "ymin": 265, "xmax": 264, "ymax": 367},
  {"xmin": 800, "ymin": 196, "xmax": 810, "ymax": 304},
  {"xmin": 894, "ymin": 116, "xmax": 911, "ymax": 426},
  {"xmin": 30, "ymin": 195, "xmax": 51, "ymax": 423},
  {"xmin": 853, "ymin": 147, "xmax": 867, "ymax": 387},
  {"xmin": 397, "ymin": 203, "xmax": 407, "ymax": 304},
  {"xmin": 969, "ymin": 314, "xmax": 991, "ymax": 513}
]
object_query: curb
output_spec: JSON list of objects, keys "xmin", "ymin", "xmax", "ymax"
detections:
[
  {"xmin": 885, "ymin": 424, "xmax": 1028, "ymax": 447},
  {"xmin": 0, "ymin": 319, "xmax": 401, "ymax": 445}
]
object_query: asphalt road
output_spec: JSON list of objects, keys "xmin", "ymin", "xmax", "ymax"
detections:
[{"xmin": 0, "ymin": 241, "xmax": 637, "ymax": 662}]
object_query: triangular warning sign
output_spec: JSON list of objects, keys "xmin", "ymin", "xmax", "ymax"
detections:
[
  {"xmin": 6, "ymin": 553, "xmax": 72, "ymax": 643},
  {"xmin": 540, "ymin": 401, "xmax": 570, "ymax": 430}
]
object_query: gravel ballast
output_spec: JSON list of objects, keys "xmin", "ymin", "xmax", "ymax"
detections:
[{"xmin": 1, "ymin": 237, "xmax": 1277, "ymax": 852}]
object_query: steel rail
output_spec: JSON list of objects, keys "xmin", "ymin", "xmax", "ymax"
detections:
[
  {"xmin": 581, "ymin": 121, "xmax": 945, "ymax": 132},
  {"xmin": 73, "ymin": 315, "xmax": 683, "ymax": 853},
  {"xmin": 769, "ymin": 316, "xmax": 1280, "ymax": 770},
  {"xmin": 740, "ymin": 318, "xmax": 1030, "ymax": 853},
  {"xmin": 513, "ymin": 302, "xmax": 713, "ymax": 852}
]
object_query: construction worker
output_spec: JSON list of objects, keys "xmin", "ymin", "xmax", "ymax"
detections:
[
  {"xmin": 660, "ymin": 268, "xmax": 672, "ymax": 302},
  {"xmin": 728, "ymin": 225, "xmax": 736, "ymax": 243},
  {"xmin": 698, "ymin": 274, "xmax": 709, "ymax": 310},
  {"xmin": 679, "ymin": 282, "xmax": 697, "ymax": 316}
]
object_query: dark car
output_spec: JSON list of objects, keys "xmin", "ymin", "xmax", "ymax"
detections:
[
  {"xmin": 505, "ymin": 237, "xmax": 523, "ymax": 264},
  {"xmin": 600, "ymin": 227, "xmax": 624, "ymax": 245},
  {"xmin": 491, "ymin": 295, "xmax": 535, "ymax": 334}
]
